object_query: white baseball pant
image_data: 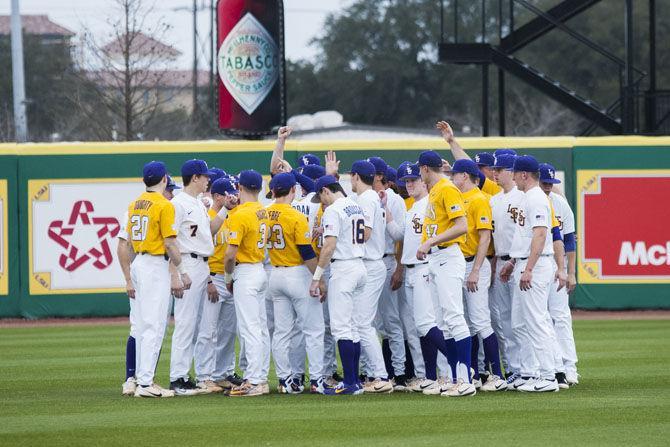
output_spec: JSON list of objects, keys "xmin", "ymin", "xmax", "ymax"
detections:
[
  {"xmin": 427, "ymin": 245, "xmax": 469, "ymax": 341},
  {"xmin": 548, "ymin": 263, "xmax": 578, "ymax": 375},
  {"xmin": 512, "ymin": 257, "xmax": 557, "ymax": 380},
  {"xmin": 327, "ymin": 259, "xmax": 366, "ymax": 342},
  {"xmin": 491, "ymin": 267, "xmax": 517, "ymax": 373},
  {"xmin": 169, "ymin": 255, "xmax": 211, "ymax": 382},
  {"xmin": 377, "ymin": 256, "xmax": 406, "ymax": 376},
  {"xmin": 357, "ymin": 259, "xmax": 388, "ymax": 379},
  {"xmin": 211, "ymin": 274, "xmax": 238, "ymax": 381},
  {"xmin": 269, "ymin": 265, "xmax": 325, "ymax": 381},
  {"xmin": 131, "ymin": 254, "xmax": 171, "ymax": 387},
  {"xmin": 463, "ymin": 258, "xmax": 494, "ymax": 338},
  {"xmin": 398, "ymin": 269, "xmax": 425, "ymax": 379},
  {"xmin": 489, "ymin": 258, "xmax": 510, "ymax": 371},
  {"xmin": 233, "ymin": 262, "xmax": 270, "ymax": 384},
  {"xmin": 321, "ymin": 268, "xmax": 338, "ymax": 376}
]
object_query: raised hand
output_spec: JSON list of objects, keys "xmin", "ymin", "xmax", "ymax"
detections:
[
  {"xmin": 436, "ymin": 121, "xmax": 455, "ymax": 143},
  {"xmin": 325, "ymin": 150, "xmax": 340, "ymax": 176}
]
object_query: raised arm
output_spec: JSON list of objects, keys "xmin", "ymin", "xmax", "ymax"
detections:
[
  {"xmin": 436, "ymin": 121, "xmax": 470, "ymax": 161},
  {"xmin": 270, "ymin": 126, "xmax": 292, "ymax": 175}
]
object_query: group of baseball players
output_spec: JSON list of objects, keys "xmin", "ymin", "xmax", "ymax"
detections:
[{"xmin": 118, "ymin": 120, "xmax": 579, "ymax": 398}]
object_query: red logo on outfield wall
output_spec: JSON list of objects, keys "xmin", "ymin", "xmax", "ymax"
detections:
[
  {"xmin": 579, "ymin": 172, "xmax": 670, "ymax": 282},
  {"xmin": 47, "ymin": 201, "xmax": 120, "ymax": 272}
]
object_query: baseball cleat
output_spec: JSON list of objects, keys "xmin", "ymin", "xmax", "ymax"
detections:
[
  {"xmin": 310, "ymin": 378, "xmax": 332, "ymax": 394},
  {"xmin": 441, "ymin": 379, "xmax": 476, "ymax": 397},
  {"xmin": 511, "ymin": 375, "xmax": 531, "ymax": 391},
  {"xmin": 277, "ymin": 378, "xmax": 295, "ymax": 394},
  {"xmin": 323, "ymin": 382, "xmax": 364, "ymax": 395},
  {"xmin": 363, "ymin": 378, "xmax": 394, "ymax": 394},
  {"xmin": 331, "ymin": 372, "xmax": 343, "ymax": 383},
  {"xmin": 325, "ymin": 376, "xmax": 340, "ymax": 388},
  {"xmin": 215, "ymin": 374, "xmax": 244, "ymax": 390},
  {"xmin": 481, "ymin": 374, "xmax": 507, "ymax": 392},
  {"xmin": 393, "ymin": 375, "xmax": 408, "ymax": 392},
  {"xmin": 170, "ymin": 378, "xmax": 202, "ymax": 396},
  {"xmin": 555, "ymin": 372, "xmax": 569, "ymax": 390},
  {"xmin": 422, "ymin": 378, "xmax": 452, "ymax": 395},
  {"xmin": 566, "ymin": 371, "xmax": 580, "ymax": 386},
  {"xmin": 229, "ymin": 381, "xmax": 265, "ymax": 397},
  {"xmin": 406, "ymin": 377, "xmax": 425, "ymax": 392},
  {"xmin": 417, "ymin": 379, "xmax": 437, "ymax": 393},
  {"xmin": 518, "ymin": 378, "xmax": 559, "ymax": 393},
  {"xmin": 472, "ymin": 378, "xmax": 482, "ymax": 390},
  {"xmin": 122, "ymin": 377, "xmax": 137, "ymax": 396},
  {"xmin": 134, "ymin": 383, "xmax": 175, "ymax": 398},
  {"xmin": 197, "ymin": 380, "xmax": 224, "ymax": 394}
]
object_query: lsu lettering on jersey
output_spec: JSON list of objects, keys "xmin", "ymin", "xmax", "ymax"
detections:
[
  {"xmin": 321, "ymin": 197, "xmax": 365, "ymax": 260},
  {"xmin": 226, "ymin": 201, "xmax": 267, "ymax": 264},
  {"xmin": 208, "ymin": 207, "xmax": 236, "ymax": 274},
  {"xmin": 265, "ymin": 203, "xmax": 311, "ymax": 267},
  {"xmin": 490, "ymin": 186, "xmax": 525, "ymax": 256},
  {"xmin": 401, "ymin": 196, "xmax": 428, "ymax": 265},
  {"xmin": 423, "ymin": 177, "xmax": 466, "ymax": 248},
  {"xmin": 509, "ymin": 186, "xmax": 554, "ymax": 259},
  {"xmin": 460, "ymin": 187, "xmax": 493, "ymax": 258},
  {"xmin": 172, "ymin": 192, "xmax": 214, "ymax": 257},
  {"xmin": 126, "ymin": 191, "xmax": 177, "ymax": 255},
  {"xmin": 355, "ymin": 189, "xmax": 386, "ymax": 260}
]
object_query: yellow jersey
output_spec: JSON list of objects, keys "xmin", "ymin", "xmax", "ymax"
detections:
[
  {"xmin": 126, "ymin": 191, "xmax": 176, "ymax": 255},
  {"xmin": 460, "ymin": 187, "xmax": 493, "ymax": 258},
  {"xmin": 226, "ymin": 201, "xmax": 267, "ymax": 264},
  {"xmin": 313, "ymin": 205, "xmax": 324, "ymax": 256},
  {"xmin": 404, "ymin": 196, "xmax": 415, "ymax": 210},
  {"xmin": 481, "ymin": 177, "xmax": 502, "ymax": 196},
  {"xmin": 423, "ymin": 178, "xmax": 466, "ymax": 247},
  {"xmin": 265, "ymin": 203, "xmax": 312, "ymax": 267},
  {"xmin": 208, "ymin": 207, "xmax": 236, "ymax": 274},
  {"xmin": 549, "ymin": 200, "xmax": 560, "ymax": 230}
]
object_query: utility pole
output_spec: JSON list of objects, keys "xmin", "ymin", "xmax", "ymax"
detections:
[{"xmin": 10, "ymin": 0, "xmax": 28, "ymax": 142}]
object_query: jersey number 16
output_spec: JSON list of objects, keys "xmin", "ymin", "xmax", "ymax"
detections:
[{"xmin": 351, "ymin": 219, "xmax": 365, "ymax": 244}]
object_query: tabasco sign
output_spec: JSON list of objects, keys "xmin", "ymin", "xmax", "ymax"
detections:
[{"xmin": 577, "ymin": 170, "xmax": 670, "ymax": 283}]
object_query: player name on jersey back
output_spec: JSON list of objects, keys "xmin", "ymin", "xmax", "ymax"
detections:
[{"xmin": 322, "ymin": 197, "xmax": 366, "ymax": 260}]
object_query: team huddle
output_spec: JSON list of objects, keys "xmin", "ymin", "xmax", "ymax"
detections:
[{"xmin": 118, "ymin": 121, "xmax": 579, "ymax": 398}]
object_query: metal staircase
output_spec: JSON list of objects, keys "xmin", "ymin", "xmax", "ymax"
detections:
[{"xmin": 438, "ymin": 0, "xmax": 654, "ymax": 135}]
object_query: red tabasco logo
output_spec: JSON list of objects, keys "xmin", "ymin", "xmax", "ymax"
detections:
[
  {"xmin": 48, "ymin": 200, "xmax": 120, "ymax": 272},
  {"xmin": 579, "ymin": 171, "xmax": 670, "ymax": 283}
]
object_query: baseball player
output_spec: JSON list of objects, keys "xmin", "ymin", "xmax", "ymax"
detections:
[
  {"xmin": 119, "ymin": 175, "xmax": 180, "ymax": 396},
  {"xmin": 367, "ymin": 156, "xmax": 409, "ymax": 389},
  {"xmin": 386, "ymin": 162, "xmax": 441, "ymax": 393},
  {"xmin": 206, "ymin": 178, "xmax": 245, "ymax": 391},
  {"xmin": 539, "ymin": 163, "xmax": 579, "ymax": 387},
  {"xmin": 225, "ymin": 170, "xmax": 271, "ymax": 397},
  {"xmin": 437, "ymin": 121, "xmax": 502, "ymax": 197},
  {"xmin": 498, "ymin": 155, "xmax": 560, "ymax": 392},
  {"xmin": 448, "ymin": 159, "xmax": 507, "ymax": 392},
  {"xmin": 489, "ymin": 154, "xmax": 524, "ymax": 380},
  {"xmin": 416, "ymin": 150, "xmax": 476, "ymax": 397},
  {"xmin": 309, "ymin": 175, "xmax": 367, "ymax": 395},
  {"xmin": 169, "ymin": 159, "xmax": 228, "ymax": 396},
  {"xmin": 265, "ymin": 172, "xmax": 330, "ymax": 394},
  {"xmin": 127, "ymin": 161, "xmax": 191, "ymax": 398},
  {"xmin": 349, "ymin": 160, "xmax": 393, "ymax": 393}
]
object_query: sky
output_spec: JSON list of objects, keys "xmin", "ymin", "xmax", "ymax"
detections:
[{"xmin": 1, "ymin": 0, "xmax": 352, "ymax": 68}]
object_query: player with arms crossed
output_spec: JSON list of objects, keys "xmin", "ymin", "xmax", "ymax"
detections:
[
  {"xmin": 498, "ymin": 155, "xmax": 561, "ymax": 392},
  {"xmin": 416, "ymin": 150, "xmax": 476, "ymax": 397},
  {"xmin": 127, "ymin": 161, "xmax": 191, "ymax": 398},
  {"xmin": 309, "ymin": 175, "xmax": 367, "ymax": 395},
  {"xmin": 118, "ymin": 176, "xmax": 180, "ymax": 396},
  {"xmin": 225, "ymin": 170, "xmax": 271, "ymax": 397},
  {"xmin": 266, "ymin": 172, "xmax": 330, "ymax": 394}
]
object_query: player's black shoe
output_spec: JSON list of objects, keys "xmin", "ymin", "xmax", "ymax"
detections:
[
  {"xmin": 332, "ymin": 372, "xmax": 343, "ymax": 382},
  {"xmin": 170, "ymin": 378, "xmax": 201, "ymax": 396},
  {"xmin": 393, "ymin": 374, "xmax": 408, "ymax": 391},
  {"xmin": 555, "ymin": 372, "xmax": 569, "ymax": 390}
]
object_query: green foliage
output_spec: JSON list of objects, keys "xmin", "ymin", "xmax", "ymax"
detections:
[{"xmin": 0, "ymin": 319, "xmax": 668, "ymax": 446}]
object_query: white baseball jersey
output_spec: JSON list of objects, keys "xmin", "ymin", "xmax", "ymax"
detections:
[
  {"xmin": 292, "ymin": 192, "xmax": 320, "ymax": 231},
  {"xmin": 355, "ymin": 189, "xmax": 386, "ymax": 260},
  {"xmin": 509, "ymin": 186, "xmax": 554, "ymax": 259},
  {"xmin": 388, "ymin": 196, "xmax": 428, "ymax": 266},
  {"xmin": 384, "ymin": 188, "xmax": 406, "ymax": 254},
  {"xmin": 172, "ymin": 192, "xmax": 215, "ymax": 256},
  {"xmin": 322, "ymin": 196, "xmax": 366, "ymax": 260},
  {"xmin": 548, "ymin": 192, "xmax": 575, "ymax": 238},
  {"xmin": 118, "ymin": 211, "xmax": 129, "ymax": 241},
  {"xmin": 490, "ymin": 186, "xmax": 525, "ymax": 256}
]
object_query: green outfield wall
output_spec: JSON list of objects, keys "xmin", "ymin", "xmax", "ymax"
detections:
[{"xmin": 0, "ymin": 136, "xmax": 668, "ymax": 318}]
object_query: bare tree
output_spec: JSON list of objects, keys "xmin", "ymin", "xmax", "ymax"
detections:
[
  {"xmin": 72, "ymin": 0, "xmax": 180, "ymax": 140},
  {"xmin": 506, "ymin": 85, "xmax": 585, "ymax": 136}
]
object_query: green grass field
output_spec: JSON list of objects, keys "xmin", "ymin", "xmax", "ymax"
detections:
[{"xmin": 1, "ymin": 319, "xmax": 669, "ymax": 446}]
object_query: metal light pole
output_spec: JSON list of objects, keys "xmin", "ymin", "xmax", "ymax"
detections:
[{"xmin": 10, "ymin": 0, "xmax": 28, "ymax": 142}]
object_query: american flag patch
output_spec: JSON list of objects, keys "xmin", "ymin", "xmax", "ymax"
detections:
[
  {"xmin": 325, "ymin": 224, "xmax": 334, "ymax": 230},
  {"xmin": 450, "ymin": 205, "xmax": 461, "ymax": 212},
  {"xmin": 535, "ymin": 215, "xmax": 545, "ymax": 220},
  {"xmin": 228, "ymin": 231, "xmax": 238, "ymax": 239},
  {"xmin": 480, "ymin": 216, "xmax": 489, "ymax": 222}
]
